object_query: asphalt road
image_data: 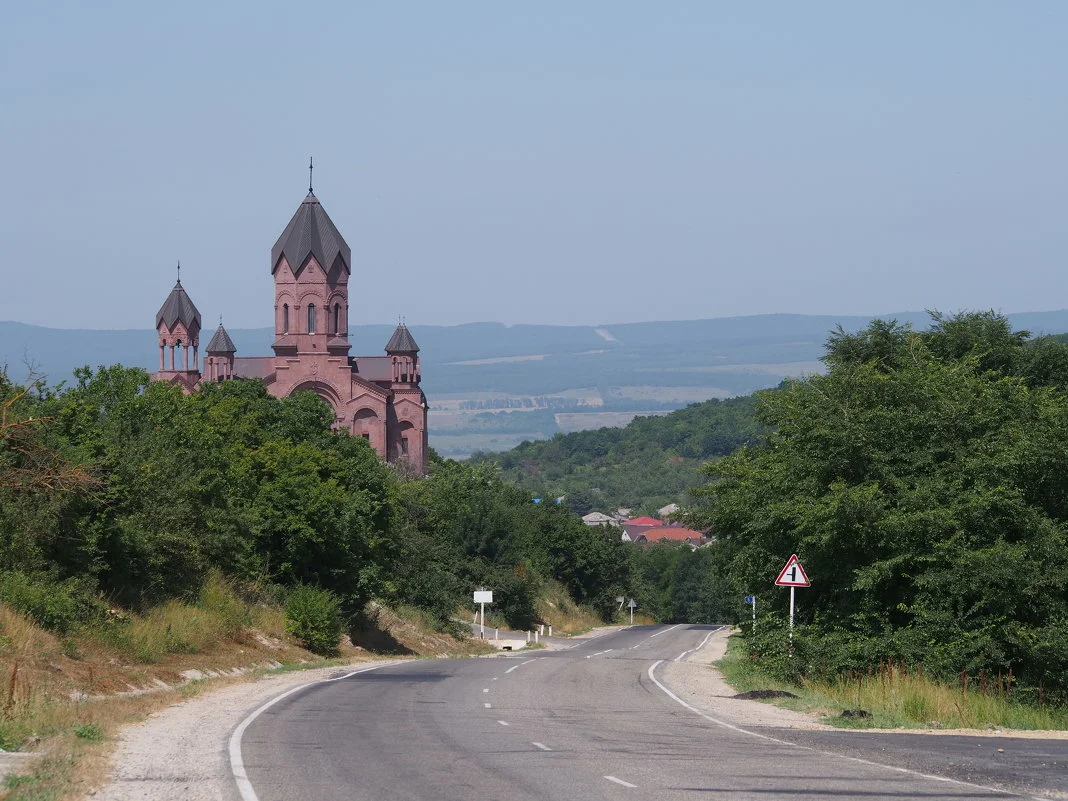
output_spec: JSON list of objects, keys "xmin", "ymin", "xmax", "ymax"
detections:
[{"xmin": 237, "ymin": 625, "xmax": 1067, "ymax": 800}]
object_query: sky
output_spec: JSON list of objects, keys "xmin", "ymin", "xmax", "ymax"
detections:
[{"xmin": 1, "ymin": 2, "xmax": 1066, "ymax": 329}]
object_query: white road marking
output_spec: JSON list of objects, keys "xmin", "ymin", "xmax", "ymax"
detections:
[
  {"xmin": 483, "ymin": 688, "xmax": 490, "ymax": 693},
  {"xmin": 630, "ymin": 623, "xmax": 684, "ymax": 650},
  {"xmin": 505, "ymin": 665, "xmax": 520, "ymax": 674},
  {"xmin": 520, "ymin": 659, "xmax": 537, "ymax": 665},
  {"xmin": 532, "ymin": 742, "xmax": 551, "ymax": 751},
  {"xmin": 674, "ymin": 627, "xmax": 722, "ymax": 662},
  {"xmin": 492, "ymin": 677, "xmax": 498, "ymax": 681},
  {"xmin": 229, "ymin": 662, "xmax": 397, "ymax": 801},
  {"xmin": 498, "ymin": 720, "xmax": 510, "ymax": 726},
  {"xmin": 484, "ymin": 703, "xmax": 491, "ymax": 708},
  {"xmin": 604, "ymin": 775, "xmax": 637, "ymax": 788},
  {"xmin": 646, "ymin": 661, "xmax": 1032, "ymax": 800},
  {"xmin": 648, "ymin": 623, "xmax": 682, "ymax": 638},
  {"xmin": 586, "ymin": 649, "xmax": 613, "ymax": 659}
]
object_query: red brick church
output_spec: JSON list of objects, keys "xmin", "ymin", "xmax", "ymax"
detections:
[{"xmin": 151, "ymin": 169, "xmax": 429, "ymax": 473}]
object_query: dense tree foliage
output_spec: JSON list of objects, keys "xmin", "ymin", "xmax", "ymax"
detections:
[
  {"xmin": 0, "ymin": 367, "xmax": 635, "ymax": 633},
  {"xmin": 691, "ymin": 312, "xmax": 1068, "ymax": 699},
  {"xmin": 470, "ymin": 394, "xmax": 764, "ymax": 513}
]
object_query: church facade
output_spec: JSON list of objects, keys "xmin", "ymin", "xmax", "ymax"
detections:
[{"xmin": 151, "ymin": 183, "xmax": 429, "ymax": 474}]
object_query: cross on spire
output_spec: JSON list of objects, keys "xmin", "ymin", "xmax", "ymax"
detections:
[
  {"xmin": 176, "ymin": 260, "xmax": 181, "ymax": 285},
  {"xmin": 309, "ymin": 156, "xmax": 314, "ymax": 194}
]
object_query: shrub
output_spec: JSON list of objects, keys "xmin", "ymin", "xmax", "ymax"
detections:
[
  {"xmin": 284, "ymin": 585, "xmax": 342, "ymax": 656},
  {"xmin": 0, "ymin": 571, "xmax": 103, "ymax": 634}
]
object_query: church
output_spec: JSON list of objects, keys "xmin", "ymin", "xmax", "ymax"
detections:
[{"xmin": 150, "ymin": 168, "xmax": 429, "ymax": 474}]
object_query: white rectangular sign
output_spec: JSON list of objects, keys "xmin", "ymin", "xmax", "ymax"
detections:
[{"xmin": 473, "ymin": 590, "xmax": 493, "ymax": 604}]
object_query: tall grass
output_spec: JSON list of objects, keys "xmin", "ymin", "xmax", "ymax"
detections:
[
  {"xmin": 810, "ymin": 663, "xmax": 1068, "ymax": 730},
  {"xmin": 536, "ymin": 582, "xmax": 603, "ymax": 634},
  {"xmin": 717, "ymin": 635, "xmax": 1068, "ymax": 731}
]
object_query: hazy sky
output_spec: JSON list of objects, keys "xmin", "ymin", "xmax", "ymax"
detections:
[{"xmin": 2, "ymin": 2, "xmax": 1065, "ymax": 329}]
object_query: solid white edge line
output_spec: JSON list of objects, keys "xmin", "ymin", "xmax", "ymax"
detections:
[
  {"xmin": 604, "ymin": 775, "xmax": 637, "ymax": 788},
  {"xmin": 505, "ymin": 665, "xmax": 520, "ymax": 674},
  {"xmin": 229, "ymin": 663, "xmax": 394, "ymax": 801},
  {"xmin": 646, "ymin": 660, "xmax": 1041, "ymax": 800},
  {"xmin": 674, "ymin": 626, "xmax": 723, "ymax": 662}
]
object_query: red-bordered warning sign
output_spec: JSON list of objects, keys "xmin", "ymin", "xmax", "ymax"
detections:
[{"xmin": 774, "ymin": 554, "xmax": 810, "ymax": 587}]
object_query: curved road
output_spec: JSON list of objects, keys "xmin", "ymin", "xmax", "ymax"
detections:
[{"xmin": 237, "ymin": 625, "xmax": 1066, "ymax": 800}]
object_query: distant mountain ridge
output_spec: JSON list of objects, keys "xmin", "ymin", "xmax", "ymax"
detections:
[
  {"xmin": 6, "ymin": 311, "xmax": 1068, "ymax": 457},
  {"xmin": 5, "ymin": 310, "xmax": 1068, "ymax": 388}
]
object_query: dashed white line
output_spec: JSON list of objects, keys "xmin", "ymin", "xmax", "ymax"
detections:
[
  {"xmin": 483, "ymin": 688, "xmax": 489, "ymax": 693},
  {"xmin": 505, "ymin": 665, "xmax": 520, "ymax": 674},
  {"xmin": 497, "ymin": 720, "xmax": 510, "ymax": 726},
  {"xmin": 586, "ymin": 648, "xmax": 613, "ymax": 659},
  {"xmin": 604, "ymin": 775, "xmax": 637, "ymax": 788},
  {"xmin": 648, "ymin": 623, "xmax": 682, "ymax": 638},
  {"xmin": 484, "ymin": 702, "xmax": 491, "ymax": 708},
  {"xmin": 532, "ymin": 742, "xmax": 552, "ymax": 751}
]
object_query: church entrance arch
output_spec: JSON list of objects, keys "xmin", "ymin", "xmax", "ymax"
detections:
[{"xmin": 288, "ymin": 380, "xmax": 344, "ymax": 422}]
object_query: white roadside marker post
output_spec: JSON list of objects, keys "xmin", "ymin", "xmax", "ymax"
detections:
[{"xmin": 473, "ymin": 588, "xmax": 493, "ymax": 641}]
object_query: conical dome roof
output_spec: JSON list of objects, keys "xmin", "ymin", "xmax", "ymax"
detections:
[
  {"xmin": 271, "ymin": 192, "xmax": 351, "ymax": 275},
  {"xmin": 385, "ymin": 323, "xmax": 420, "ymax": 354},
  {"xmin": 206, "ymin": 323, "xmax": 237, "ymax": 354},
  {"xmin": 155, "ymin": 280, "xmax": 202, "ymax": 332}
]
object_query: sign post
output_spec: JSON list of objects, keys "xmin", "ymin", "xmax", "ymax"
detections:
[
  {"xmin": 473, "ymin": 589, "xmax": 493, "ymax": 639},
  {"xmin": 773, "ymin": 555, "xmax": 810, "ymax": 641},
  {"xmin": 627, "ymin": 598, "xmax": 637, "ymax": 625},
  {"xmin": 743, "ymin": 595, "xmax": 756, "ymax": 633}
]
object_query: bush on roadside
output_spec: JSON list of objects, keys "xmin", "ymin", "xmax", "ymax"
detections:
[
  {"xmin": 284, "ymin": 585, "xmax": 342, "ymax": 656},
  {"xmin": 0, "ymin": 571, "xmax": 104, "ymax": 634}
]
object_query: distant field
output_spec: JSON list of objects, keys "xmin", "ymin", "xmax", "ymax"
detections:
[
  {"xmin": 430, "ymin": 432, "xmax": 545, "ymax": 459},
  {"xmin": 554, "ymin": 410, "xmax": 673, "ymax": 433},
  {"xmin": 603, "ymin": 386, "xmax": 732, "ymax": 402}
]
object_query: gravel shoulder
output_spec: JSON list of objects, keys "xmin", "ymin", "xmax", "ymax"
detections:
[
  {"xmin": 94, "ymin": 659, "xmax": 408, "ymax": 801},
  {"xmin": 660, "ymin": 626, "xmax": 1068, "ymax": 740}
]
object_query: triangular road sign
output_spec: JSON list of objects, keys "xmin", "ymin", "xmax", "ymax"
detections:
[{"xmin": 774, "ymin": 554, "xmax": 810, "ymax": 587}]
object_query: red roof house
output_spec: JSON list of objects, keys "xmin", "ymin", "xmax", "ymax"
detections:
[{"xmin": 634, "ymin": 527, "xmax": 706, "ymax": 545}]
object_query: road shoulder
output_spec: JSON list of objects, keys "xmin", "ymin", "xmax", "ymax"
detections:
[{"xmin": 94, "ymin": 659, "xmax": 409, "ymax": 801}]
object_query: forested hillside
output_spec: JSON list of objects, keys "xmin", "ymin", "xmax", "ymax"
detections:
[
  {"xmin": 690, "ymin": 312, "xmax": 1068, "ymax": 701},
  {"xmin": 0, "ymin": 367, "xmax": 636, "ymax": 639},
  {"xmin": 469, "ymin": 394, "xmax": 765, "ymax": 514}
]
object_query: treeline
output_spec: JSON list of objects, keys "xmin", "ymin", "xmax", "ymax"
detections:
[
  {"xmin": 469, "ymin": 394, "xmax": 765, "ymax": 513},
  {"xmin": 691, "ymin": 312, "xmax": 1068, "ymax": 701},
  {"xmin": 0, "ymin": 367, "xmax": 635, "ymax": 638}
]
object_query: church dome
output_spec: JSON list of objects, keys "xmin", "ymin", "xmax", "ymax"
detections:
[
  {"xmin": 271, "ymin": 191, "xmax": 351, "ymax": 275},
  {"xmin": 206, "ymin": 323, "xmax": 237, "ymax": 354},
  {"xmin": 385, "ymin": 323, "xmax": 420, "ymax": 354},
  {"xmin": 156, "ymin": 279, "xmax": 202, "ymax": 332}
]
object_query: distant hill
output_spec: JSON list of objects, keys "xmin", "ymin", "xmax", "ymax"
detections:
[
  {"xmin": 469, "ymin": 393, "xmax": 766, "ymax": 514},
  {"xmin": 4, "ymin": 310, "xmax": 1067, "ymax": 457}
]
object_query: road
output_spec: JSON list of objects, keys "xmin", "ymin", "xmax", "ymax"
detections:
[{"xmin": 236, "ymin": 625, "xmax": 1067, "ymax": 800}]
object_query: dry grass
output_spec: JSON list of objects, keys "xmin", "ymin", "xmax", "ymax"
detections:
[
  {"xmin": 0, "ymin": 586, "xmax": 489, "ymax": 800},
  {"xmin": 536, "ymin": 582, "xmax": 604, "ymax": 635},
  {"xmin": 810, "ymin": 665, "xmax": 1068, "ymax": 731}
]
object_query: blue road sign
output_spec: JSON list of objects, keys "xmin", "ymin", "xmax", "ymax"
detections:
[{"xmin": 744, "ymin": 595, "xmax": 755, "ymax": 603}]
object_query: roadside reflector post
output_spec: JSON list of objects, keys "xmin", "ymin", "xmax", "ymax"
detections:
[{"xmin": 548, "ymin": 625, "xmax": 552, "ymax": 637}]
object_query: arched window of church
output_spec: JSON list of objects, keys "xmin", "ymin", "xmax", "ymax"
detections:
[
  {"xmin": 308, "ymin": 304, "xmax": 316, "ymax": 334},
  {"xmin": 282, "ymin": 304, "xmax": 289, "ymax": 333},
  {"xmin": 333, "ymin": 304, "xmax": 340, "ymax": 335}
]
